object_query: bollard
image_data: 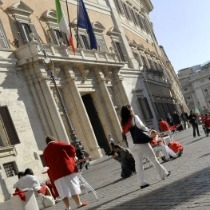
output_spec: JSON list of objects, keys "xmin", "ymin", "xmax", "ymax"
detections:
[{"xmin": 12, "ymin": 190, "xmax": 39, "ymax": 210}]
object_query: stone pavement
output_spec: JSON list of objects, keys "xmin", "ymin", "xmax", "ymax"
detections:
[{"xmin": 1, "ymin": 126, "xmax": 210, "ymax": 210}]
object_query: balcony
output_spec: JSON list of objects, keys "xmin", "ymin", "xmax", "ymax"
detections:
[{"xmin": 15, "ymin": 41, "xmax": 126, "ymax": 68}]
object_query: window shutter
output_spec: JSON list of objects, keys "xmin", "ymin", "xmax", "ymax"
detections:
[
  {"xmin": 79, "ymin": 34, "xmax": 90, "ymax": 49},
  {"xmin": 0, "ymin": 22, "xmax": 9, "ymax": 48},
  {"xmin": 29, "ymin": 24, "xmax": 40, "ymax": 42},
  {"xmin": 113, "ymin": 41, "xmax": 126, "ymax": 62},
  {"xmin": 16, "ymin": 21, "xmax": 28, "ymax": 43},
  {"xmin": 48, "ymin": 29, "xmax": 60, "ymax": 45},
  {"xmin": 0, "ymin": 106, "xmax": 20, "ymax": 145},
  {"xmin": 95, "ymin": 35, "xmax": 107, "ymax": 52}
]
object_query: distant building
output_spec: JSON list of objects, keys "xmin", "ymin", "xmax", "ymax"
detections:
[{"xmin": 178, "ymin": 62, "xmax": 210, "ymax": 114}]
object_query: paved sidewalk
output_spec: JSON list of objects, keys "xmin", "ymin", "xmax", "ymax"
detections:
[{"xmin": 1, "ymin": 126, "xmax": 210, "ymax": 210}]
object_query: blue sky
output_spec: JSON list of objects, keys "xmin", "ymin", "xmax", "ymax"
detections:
[{"xmin": 150, "ymin": 0, "xmax": 210, "ymax": 73}]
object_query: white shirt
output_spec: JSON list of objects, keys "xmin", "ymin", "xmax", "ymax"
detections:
[{"xmin": 13, "ymin": 174, "xmax": 41, "ymax": 191}]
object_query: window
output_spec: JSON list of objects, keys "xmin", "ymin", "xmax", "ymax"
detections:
[
  {"xmin": 136, "ymin": 14, "xmax": 144, "ymax": 30},
  {"xmin": 16, "ymin": 21, "xmax": 40, "ymax": 44},
  {"xmin": 122, "ymin": 3, "xmax": 132, "ymax": 21},
  {"xmin": 141, "ymin": 56, "xmax": 149, "ymax": 69},
  {"xmin": 3, "ymin": 162, "xmax": 17, "ymax": 177},
  {"xmin": 137, "ymin": 97, "xmax": 153, "ymax": 120},
  {"xmin": 79, "ymin": 34, "xmax": 90, "ymax": 49},
  {"xmin": 95, "ymin": 34, "xmax": 107, "ymax": 52},
  {"xmin": 113, "ymin": 41, "xmax": 126, "ymax": 61},
  {"xmin": 0, "ymin": 106, "xmax": 20, "ymax": 147},
  {"xmin": 0, "ymin": 20, "xmax": 9, "ymax": 48},
  {"xmin": 113, "ymin": 0, "xmax": 124, "ymax": 15},
  {"xmin": 130, "ymin": 9, "xmax": 138, "ymax": 26},
  {"xmin": 48, "ymin": 28, "xmax": 69, "ymax": 46}
]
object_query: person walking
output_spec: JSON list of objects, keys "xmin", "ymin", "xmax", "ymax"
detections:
[
  {"xmin": 120, "ymin": 105, "xmax": 170, "ymax": 189},
  {"xmin": 188, "ymin": 110, "xmax": 200, "ymax": 137},
  {"xmin": 43, "ymin": 136, "xmax": 87, "ymax": 210},
  {"xmin": 180, "ymin": 109, "xmax": 189, "ymax": 130}
]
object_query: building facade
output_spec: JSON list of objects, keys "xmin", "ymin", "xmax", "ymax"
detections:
[
  {"xmin": 0, "ymin": 0, "xmax": 187, "ymax": 201},
  {"xmin": 178, "ymin": 62, "xmax": 210, "ymax": 114}
]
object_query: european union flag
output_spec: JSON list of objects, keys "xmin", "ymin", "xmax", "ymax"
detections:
[{"xmin": 77, "ymin": 0, "xmax": 97, "ymax": 49}]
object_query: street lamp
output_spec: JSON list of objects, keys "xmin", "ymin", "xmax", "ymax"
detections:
[{"xmin": 43, "ymin": 57, "xmax": 80, "ymax": 147}]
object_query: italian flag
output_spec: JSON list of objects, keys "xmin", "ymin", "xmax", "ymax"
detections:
[{"xmin": 55, "ymin": 0, "xmax": 75, "ymax": 54}]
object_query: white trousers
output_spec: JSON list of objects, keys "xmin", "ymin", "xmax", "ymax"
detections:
[
  {"xmin": 165, "ymin": 145, "xmax": 177, "ymax": 158},
  {"xmin": 131, "ymin": 143, "xmax": 169, "ymax": 186},
  {"xmin": 153, "ymin": 144, "xmax": 177, "ymax": 160},
  {"xmin": 153, "ymin": 144, "xmax": 170, "ymax": 160}
]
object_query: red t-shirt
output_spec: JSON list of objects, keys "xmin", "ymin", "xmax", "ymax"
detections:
[
  {"xmin": 205, "ymin": 116, "xmax": 210, "ymax": 127},
  {"xmin": 201, "ymin": 115, "xmax": 207, "ymax": 124},
  {"xmin": 43, "ymin": 142, "xmax": 78, "ymax": 183},
  {"xmin": 159, "ymin": 120, "xmax": 170, "ymax": 132}
]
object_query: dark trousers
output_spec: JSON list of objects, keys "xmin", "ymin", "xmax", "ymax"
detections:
[
  {"xmin": 192, "ymin": 123, "xmax": 200, "ymax": 137},
  {"xmin": 121, "ymin": 158, "xmax": 136, "ymax": 178}
]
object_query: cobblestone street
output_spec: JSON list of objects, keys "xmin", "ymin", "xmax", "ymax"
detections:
[{"xmin": 1, "ymin": 126, "xmax": 210, "ymax": 210}]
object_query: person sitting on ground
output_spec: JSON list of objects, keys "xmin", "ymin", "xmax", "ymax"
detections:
[
  {"xmin": 150, "ymin": 130, "xmax": 178, "ymax": 162},
  {"xmin": 158, "ymin": 118, "xmax": 173, "ymax": 140},
  {"xmin": 168, "ymin": 141, "xmax": 183, "ymax": 156},
  {"xmin": 112, "ymin": 145, "xmax": 136, "ymax": 178},
  {"xmin": 13, "ymin": 168, "xmax": 52, "ymax": 197}
]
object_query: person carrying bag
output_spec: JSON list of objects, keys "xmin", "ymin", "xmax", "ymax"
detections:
[{"xmin": 120, "ymin": 105, "xmax": 171, "ymax": 189}]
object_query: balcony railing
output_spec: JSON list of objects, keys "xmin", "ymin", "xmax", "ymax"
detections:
[{"xmin": 15, "ymin": 41, "xmax": 126, "ymax": 68}]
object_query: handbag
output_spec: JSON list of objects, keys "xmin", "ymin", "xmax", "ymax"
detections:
[
  {"xmin": 129, "ymin": 117, "xmax": 152, "ymax": 144},
  {"xmin": 41, "ymin": 194, "xmax": 55, "ymax": 208}
]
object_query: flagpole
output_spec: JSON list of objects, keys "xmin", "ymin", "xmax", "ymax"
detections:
[
  {"xmin": 64, "ymin": 0, "xmax": 76, "ymax": 54},
  {"xmin": 65, "ymin": 0, "xmax": 72, "ymax": 37},
  {"xmin": 76, "ymin": 0, "xmax": 79, "ymax": 48}
]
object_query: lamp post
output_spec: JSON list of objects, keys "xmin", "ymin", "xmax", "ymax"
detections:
[{"xmin": 43, "ymin": 57, "xmax": 79, "ymax": 146}]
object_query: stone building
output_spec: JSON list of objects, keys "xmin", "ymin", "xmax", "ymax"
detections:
[
  {"xmin": 0, "ymin": 0, "xmax": 187, "ymax": 201},
  {"xmin": 178, "ymin": 62, "xmax": 210, "ymax": 114}
]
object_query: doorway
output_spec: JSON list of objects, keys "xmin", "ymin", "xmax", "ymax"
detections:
[{"xmin": 82, "ymin": 94, "xmax": 110, "ymax": 154}]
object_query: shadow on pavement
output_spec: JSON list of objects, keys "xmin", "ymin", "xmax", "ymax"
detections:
[
  {"xmin": 87, "ymin": 167, "xmax": 210, "ymax": 210},
  {"xmin": 186, "ymin": 136, "xmax": 206, "ymax": 145}
]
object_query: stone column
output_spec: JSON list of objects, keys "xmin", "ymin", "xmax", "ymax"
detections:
[
  {"xmin": 26, "ymin": 61, "xmax": 69, "ymax": 141},
  {"xmin": 62, "ymin": 65, "xmax": 103, "ymax": 158},
  {"xmin": 112, "ymin": 69, "xmax": 130, "ymax": 107},
  {"xmin": 94, "ymin": 67, "xmax": 123, "ymax": 142}
]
